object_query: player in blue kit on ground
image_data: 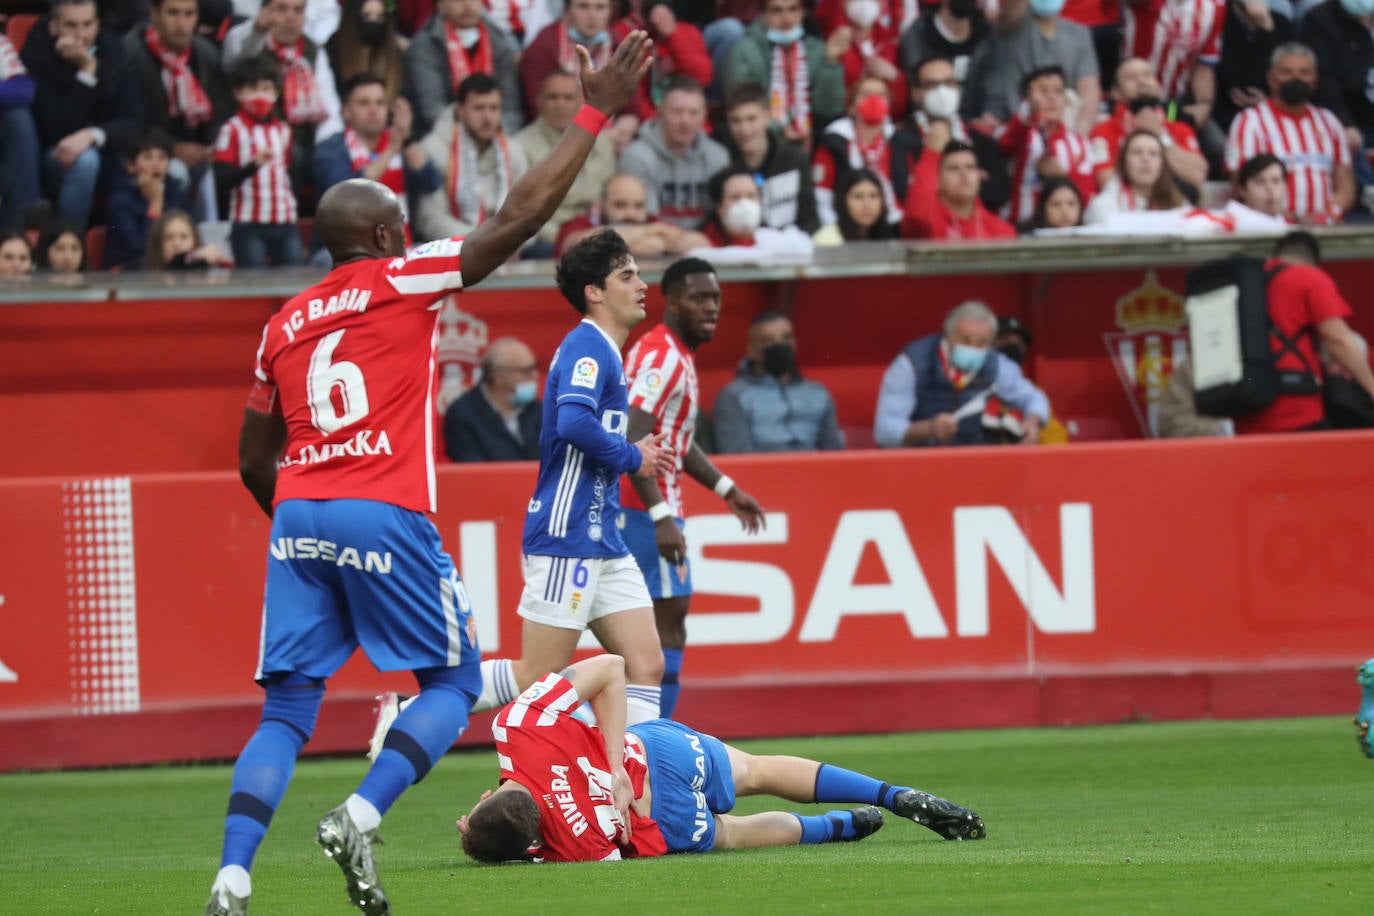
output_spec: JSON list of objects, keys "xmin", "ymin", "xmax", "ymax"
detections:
[
  {"xmin": 203, "ymin": 32, "xmax": 657, "ymax": 916},
  {"xmin": 466, "ymin": 228, "xmax": 676, "ymax": 727}
]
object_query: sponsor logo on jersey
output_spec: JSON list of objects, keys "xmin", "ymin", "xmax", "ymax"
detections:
[
  {"xmin": 278, "ymin": 429, "xmax": 393, "ymax": 469},
  {"xmin": 269, "ymin": 538, "xmax": 393, "ymax": 574},
  {"xmin": 571, "ymin": 357, "xmax": 599, "ymax": 389},
  {"xmin": 528, "ymin": 498, "xmax": 543, "ymax": 513}
]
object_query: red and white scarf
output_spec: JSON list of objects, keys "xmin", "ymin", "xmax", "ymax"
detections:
[
  {"xmin": 447, "ymin": 123, "xmax": 513, "ymax": 225},
  {"xmin": 768, "ymin": 41, "xmax": 810, "ymax": 137},
  {"xmin": 344, "ymin": 127, "xmax": 404, "ymax": 196},
  {"xmin": 266, "ymin": 35, "xmax": 327, "ymax": 126},
  {"xmin": 445, "ymin": 22, "xmax": 494, "ymax": 93},
  {"xmin": 558, "ymin": 27, "xmax": 610, "ymax": 82},
  {"xmin": 144, "ymin": 26, "xmax": 212, "ymax": 127},
  {"xmin": 483, "ymin": 0, "xmax": 526, "ymax": 37},
  {"xmin": 827, "ymin": 118, "xmax": 898, "ymax": 215}
]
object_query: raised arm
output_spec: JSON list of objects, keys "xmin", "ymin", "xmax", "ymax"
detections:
[{"xmin": 458, "ymin": 33, "xmax": 654, "ymax": 286}]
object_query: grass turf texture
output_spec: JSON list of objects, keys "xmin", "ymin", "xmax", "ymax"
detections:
[{"xmin": 2, "ymin": 716, "xmax": 1370, "ymax": 914}]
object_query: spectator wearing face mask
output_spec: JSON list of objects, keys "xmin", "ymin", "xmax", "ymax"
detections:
[
  {"xmin": 328, "ymin": 0, "xmax": 406, "ymax": 106},
  {"xmin": 981, "ymin": 315, "xmax": 1065, "ymax": 443},
  {"xmin": 725, "ymin": 0, "xmax": 847, "ymax": 147},
  {"xmin": 899, "ymin": 0, "xmax": 989, "ymax": 84},
  {"xmin": 892, "ymin": 54, "xmax": 1010, "ymax": 213},
  {"xmin": 704, "ymin": 167, "xmax": 768, "ymax": 245},
  {"xmin": 874, "ymin": 300, "xmax": 1050, "ymax": 447},
  {"xmin": 818, "ymin": 0, "xmax": 908, "ymax": 115},
  {"xmin": 713, "ymin": 311, "xmax": 846, "ymax": 453},
  {"xmin": 442, "ymin": 336, "xmax": 544, "ymax": 462},
  {"xmin": 812, "ymin": 76, "xmax": 909, "ymax": 225},
  {"xmin": 1224, "ymin": 42, "xmax": 1354, "ymax": 223}
]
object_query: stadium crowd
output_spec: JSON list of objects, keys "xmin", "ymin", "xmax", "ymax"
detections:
[{"xmin": 1, "ymin": 0, "xmax": 1372, "ymax": 273}]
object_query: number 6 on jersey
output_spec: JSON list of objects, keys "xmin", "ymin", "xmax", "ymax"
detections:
[{"xmin": 307, "ymin": 329, "xmax": 371, "ymax": 434}]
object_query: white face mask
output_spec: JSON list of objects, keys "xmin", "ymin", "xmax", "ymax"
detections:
[
  {"xmin": 723, "ymin": 197, "xmax": 763, "ymax": 236},
  {"xmin": 846, "ymin": 0, "xmax": 882, "ymax": 28},
  {"xmin": 923, "ymin": 85, "xmax": 961, "ymax": 120},
  {"xmin": 456, "ymin": 26, "xmax": 481, "ymax": 45}
]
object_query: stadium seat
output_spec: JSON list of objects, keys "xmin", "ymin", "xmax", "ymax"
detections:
[
  {"xmin": 84, "ymin": 225, "xmax": 105, "ymax": 271},
  {"xmin": 4, "ymin": 13, "xmax": 37, "ymax": 49}
]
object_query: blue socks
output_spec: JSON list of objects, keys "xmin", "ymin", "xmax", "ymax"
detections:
[
  {"xmin": 355, "ymin": 667, "xmax": 474, "ymax": 816},
  {"xmin": 814, "ymin": 763, "xmax": 907, "ymax": 811},
  {"xmin": 220, "ymin": 679, "xmax": 324, "ymax": 871},
  {"xmin": 794, "ymin": 809, "xmax": 868, "ymax": 844},
  {"xmin": 660, "ymin": 648, "xmax": 683, "ymax": 719}
]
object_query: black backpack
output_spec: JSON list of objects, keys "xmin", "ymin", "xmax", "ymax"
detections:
[{"xmin": 1185, "ymin": 255, "xmax": 1319, "ymax": 418}]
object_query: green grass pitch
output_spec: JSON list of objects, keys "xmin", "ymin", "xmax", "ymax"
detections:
[{"xmin": 2, "ymin": 716, "xmax": 1371, "ymax": 914}]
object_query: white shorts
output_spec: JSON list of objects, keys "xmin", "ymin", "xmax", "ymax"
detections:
[{"xmin": 517, "ymin": 554, "xmax": 653, "ymax": 631}]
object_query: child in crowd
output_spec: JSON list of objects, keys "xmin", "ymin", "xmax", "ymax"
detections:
[
  {"xmin": 107, "ymin": 127, "xmax": 192, "ymax": 270},
  {"xmin": 0, "ymin": 229, "xmax": 34, "ymax": 276},
  {"xmin": 214, "ymin": 55, "xmax": 303, "ymax": 267},
  {"xmin": 144, "ymin": 210, "xmax": 231, "ymax": 270},
  {"xmin": 34, "ymin": 221, "xmax": 85, "ymax": 273}
]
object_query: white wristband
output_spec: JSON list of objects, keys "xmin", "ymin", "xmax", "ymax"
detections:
[
  {"xmin": 648, "ymin": 502, "xmax": 673, "ymax": 523},
  {"xmin": 714, "ymin": 475, "xmax": 735, "ymax": 498}
]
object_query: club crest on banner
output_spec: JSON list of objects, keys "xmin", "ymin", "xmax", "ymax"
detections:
[
  {"xmin": 435, "ymin": 297, "xmax": 490, "ymax": 415},
  {"xmin": 1103, "ymin": 271, "xmax": 1189, "ymax": 437}
]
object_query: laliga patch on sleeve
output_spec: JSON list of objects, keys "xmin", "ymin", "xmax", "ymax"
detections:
[
  {"xmin": 571, "ymin": 356, "xmax": 600, "ymax": 389},
  {"xmin": 633, "ymin": 368, "xmax": 663, "ymax": 397}
]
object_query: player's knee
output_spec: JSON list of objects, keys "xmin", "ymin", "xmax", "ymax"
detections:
[
  {"xmin": 461, "ymin": 791, "xmax": 542, "ymax": 864},
  {"xmin": 260, "ymin": 672, "xmax": 325, "ymax": 745}
]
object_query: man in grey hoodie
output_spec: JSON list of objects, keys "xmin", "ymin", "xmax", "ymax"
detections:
[{"xmin": 617, "ymin": 74, "xmax": 729, "ymax": 229}]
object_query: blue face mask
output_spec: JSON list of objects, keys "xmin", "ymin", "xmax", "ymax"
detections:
[
  {"xmin": 1340, "ymin": 0, "xmax": 1374, "ymax": 17},
  {"xmin": 766, "ymin": 25, "xmax": 805, "ymax": 45},
  {"xmin": 950, "ymin": 344, "xmax": 989, "ymax": 373},
  {"xmin": 1028, "ymin": 0, "xmax": 1065, "ymax": 16},
  {"xmin": 512, "ymin": 379, "xmax": 539, "ymax": 406},
  {"xmin": 568, "ymin": 26, "xmax": 609, "ymax": 45}
]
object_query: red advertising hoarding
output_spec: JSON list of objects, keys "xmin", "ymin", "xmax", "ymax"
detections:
[{"xmin": 2, "ymin": 435, "xmax": 1369, "ymax": 770}]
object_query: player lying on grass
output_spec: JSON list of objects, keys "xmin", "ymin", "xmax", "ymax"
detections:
[{"xmin": 456, "ymin": 654, "xmax": 986, "ymax": 862}]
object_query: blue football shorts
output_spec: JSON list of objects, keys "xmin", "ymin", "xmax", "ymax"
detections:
[
  {"xmin": 257, "ymin": 498, "xmax": 481, "ymax": 684},
  {"xmin": 619, "ymin": 508, "xmax": 692, "ymax": 600},
  {"xmin": 628, "ymin": 719, "xmax": 735, "ymax": 853}
]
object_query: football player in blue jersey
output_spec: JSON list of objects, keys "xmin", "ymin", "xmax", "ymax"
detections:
[{"xmin": 469, "ymin": 228, "xmax": 674, "ymax": 725}]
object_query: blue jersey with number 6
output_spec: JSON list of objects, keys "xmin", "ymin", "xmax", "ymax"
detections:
[{"xmin": 522, "ymin": 320, "xmax": 640, "ymax": 559}]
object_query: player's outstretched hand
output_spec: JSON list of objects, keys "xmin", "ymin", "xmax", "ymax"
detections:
[
  {"xmin": 578, "ymin": 30, "xmax": 654, "ymax": 119},
  {"xmin": 725, "ymin": 486, "xmax": 766, "ymax": 534},
  {"xmin": 632, "ymin": 431, "xmax": 675, "ymax": 479}
]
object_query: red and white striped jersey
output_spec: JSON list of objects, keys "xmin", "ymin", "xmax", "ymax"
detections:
[
  {"xmin": 1123, "ymin": 0, "xmax": 1225, "ymax": 102},
  {"xmin": 0, "ymin": 35, "xmax": 25, "ymax": 80},
  {"xmin": 622, "ymin": 324, "xmax": 698, "ymax": 518},
  {"xmin": 494, "ymin": 672, "xmax": 666, "ymax": 863},
  {"xmin": 1224, "ymin": 99, "xmax": 1350, "ymax": 220},
  {"xmin": 214, "ymin": 113, "xmax": 298, "ymax": 224},
  {"xmin": 251, "ymin": 238, "xmax": 467, "ymax": 513},
  {"xmin": 997, "ymin": 112, "xmax": 1096, "ymax": 226}
]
